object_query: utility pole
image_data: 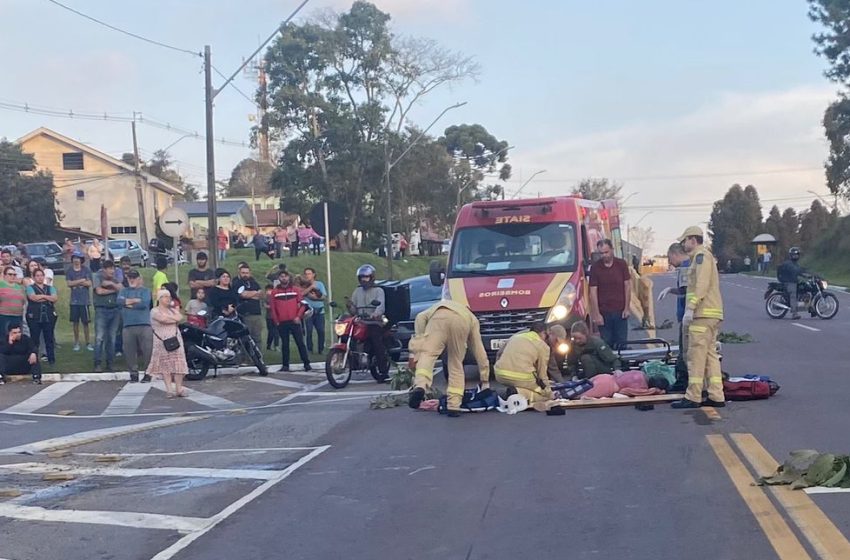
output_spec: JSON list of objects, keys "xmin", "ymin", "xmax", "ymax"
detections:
[
  {"xmin": 258, "ymin": 62, "xmax": 270, "ymax": 164},
  {"xmin": 204, "ymin": 45, "xmax": 219, "ymax": 269},
  {"xmin": 131, "ymin": 117, "xmax": 149, "ymax": 246}
]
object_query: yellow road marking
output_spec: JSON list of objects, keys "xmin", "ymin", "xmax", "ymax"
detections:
[
  {"xmin": 706, "ymin": 435, "xmax": 811, "ymax": 560},
  {"xmin": 701, "ymin": 407, "xmax": 721, "ymax": 421},
  {"xmin": 732, "ymin": 433, "xmax": 850, "ymax": 560}
]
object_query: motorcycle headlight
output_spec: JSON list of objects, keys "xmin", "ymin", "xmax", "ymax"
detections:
[
  {"xmin": 557, "ymin": 342, "xmax": 570, "ymax": 355},
  {"xmin": 547, "ymin": 283, "xmax": 577, "ymax": 323},
  {"xmin": 821, "ymin": 280, "xmax": 828, "ymax": 290},
  {"xmin": 334, "ymin": 323, "xmax": 347, "ymax": 336}
]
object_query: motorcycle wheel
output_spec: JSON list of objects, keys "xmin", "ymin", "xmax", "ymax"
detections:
[
  {"xmin": 765, "ymin": 294, "xmax": 788, "ymax": 319},
  {"xmin": 813, "ymin": 293, "xmax": 839, "ymax": 320},
  {"xmin": 325, "ymin": 348, "xmax": 351, "ymax": 389},
  {"xmin": 186, "ymin": 356, "xmax": 210, "ymax": 381},
  {"xmin": 369, "ymin": 355, "xmax": 388, "ymax": 383},
  {"xmin": 243, "ymin": 337, "xmax": 268, "ymax": 376}
]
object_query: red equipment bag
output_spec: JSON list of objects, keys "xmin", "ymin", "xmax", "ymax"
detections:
[{"xmin": 722, "ymin": 380, "xmax": 774, "ymax": 401}]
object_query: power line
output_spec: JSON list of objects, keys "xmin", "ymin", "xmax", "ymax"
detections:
[
  {"xmin": 502, "ymin": 166, "xmax": 823, "ymax": 184},
  {"xmin": 44, "ymin": 0, "xmax": 201, "ymax": 58},
  {"xmin": 212, "ymin": 65, "xmax": 256, "ymax": 106},
  {"xmin": 0, "ymin": 100, "xmax": 250, "ymax": 148}
]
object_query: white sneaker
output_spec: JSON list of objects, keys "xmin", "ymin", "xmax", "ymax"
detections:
[
  {"xmin": 73, "ymin": 344, "xmax": 81, "ymax": 352},
  {"xmin": 86, "ymin": 344, "xmax": 94, "ymax": 351}
]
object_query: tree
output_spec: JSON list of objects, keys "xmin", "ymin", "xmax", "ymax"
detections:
[
  {"xmin": 571, "ymin": 178, "xmax": 623, "ymax": 206},
  {"xmin": 628, "ymin": 226, "xmax": 655, "ymax": 254},
  {"xmin": 226, "ymin": 158, "xmax": 273, "ymax": 197},
  {"xmin": 708, "ymin": 184, "xmax": 764, "ymax": 262},
  {"xmin": 264, "ymin": 1, "xmax": 480, "ymax": 249},
  {"xmin": 0, "ymin": 141, "xmax": 62, "ymax": 242},
  {"xmin": 766, "ymin": 205, "xmax": 801, "ymax": 258},
  {"xmin": 808, "ymin": 1, "xmax": 850, "ymax": 198},
  {"xmin": 181, "ymin": 184, "xmax": 201, "ymax": 202}
]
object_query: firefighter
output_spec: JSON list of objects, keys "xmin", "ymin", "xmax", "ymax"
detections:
[
  {"xmin": 494, "ymin": 323, "xmax": 568, "ymax": 406},
  {"xmin": 407, "ymin": 300, "xmax": 490, "ymax": 417},
  {"xmin": 567, "ymin": 320, "xmax": 621, "ymax": 379},
  {"xmin": 671, "ymin": 226, "xmax": 725, "ymax": 409}
]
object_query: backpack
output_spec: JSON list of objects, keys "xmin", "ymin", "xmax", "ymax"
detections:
[
  {"xmin": 723, "ymin": 379, "xmax": 780, "ymax": 401},
  {"xmin": 438, "ymin": 388, "xmax": 499, "ymax": 413}
]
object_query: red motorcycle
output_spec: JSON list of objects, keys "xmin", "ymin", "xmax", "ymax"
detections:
[{"xmin": 325, "ymin": 300, "xmax": 398, "ymax": 389}]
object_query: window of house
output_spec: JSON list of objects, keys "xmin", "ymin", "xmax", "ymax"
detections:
[
  {"xmin": 62, "ymin": 152, "xmax": 84, "ymax": 170},
  {"xmin": 111, "ymin": 226, "xmax": 138, "ymax": 234},
  {"xmin": 76, "ymin": 190, "xmax": 85, "ymax": 200}
]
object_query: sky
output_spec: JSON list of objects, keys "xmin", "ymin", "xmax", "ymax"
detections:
[{"xmin": 0, "ymin": 0, "xmax": 840, "ymax": 252}]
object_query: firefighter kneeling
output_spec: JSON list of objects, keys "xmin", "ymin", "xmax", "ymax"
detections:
[
  {"xmin": 494, "ymin": 322, "xmax": 569, "ymax": 407},
  {"xmin": 407, "ymin": 300, "xmax": 490, "ymax": 417}
]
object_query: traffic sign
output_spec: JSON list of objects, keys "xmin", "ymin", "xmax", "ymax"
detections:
[{"xmin": 159, "ymin": 207, "xmax": 190, "ymax": 238}]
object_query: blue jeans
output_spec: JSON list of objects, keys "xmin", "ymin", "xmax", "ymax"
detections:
[
  {"xmin": 304, "ymin": 311, "xmax": 325, "ymax": 353},
  {"xmin": 599, "ymin": 311, "xmax": 629, "ymax": 350},
  {"xmin": 94, "ymin": 307, "xmax": 121, "ymax": 367},
  {"xmin": 0, "ymin": 315, "xmax": 19, "ymax": 338}
]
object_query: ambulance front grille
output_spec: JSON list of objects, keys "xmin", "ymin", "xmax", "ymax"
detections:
[{"xmin": 475, "ymin": 308, "xmax": 549, "ymax": 337}]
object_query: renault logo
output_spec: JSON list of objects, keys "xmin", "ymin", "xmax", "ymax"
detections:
[{"xmin": 500, "ymin": 298, "xmax": 509, "ymax": 308}]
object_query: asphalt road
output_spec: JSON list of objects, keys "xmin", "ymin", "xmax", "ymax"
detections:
[{"xmin": 1, "ymin": 273, "xmax": 850, "ymax": 560}]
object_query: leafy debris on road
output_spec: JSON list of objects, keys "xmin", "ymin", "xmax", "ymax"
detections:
[
  {"xmin": 389, "ymin": 367, "xmax": 414, "ymax": 390},
  {"xmin": 370, "ymin": 394, "xmax": 409, "ymax": 409},
  {"xmin": 633, "ymin": 318, "xmax": 675, "ymax": 331},
  {"xmin": 760, "ymin": 450, "xmax": 850, "ymax": 489},
  {"xmin": 718, "ymin": 331, "xmax": 754, "ymax": 344}
]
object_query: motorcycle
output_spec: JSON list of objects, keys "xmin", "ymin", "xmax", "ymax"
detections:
[
  {"xmin": 764, "ymin": 274, "xmax": 839, "ymax": 320},
  {"xmin": 325, "ymin": 299, "xmax": 401, "ymax": 389},
  {"xmin": 181, "ymin": 306, "xmax": 268, "ymax": 380}
]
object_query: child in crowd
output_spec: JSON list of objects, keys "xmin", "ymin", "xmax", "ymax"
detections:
[{"xmin": 186, "ymin": 287, "xmax": 208, "ymax": 328}]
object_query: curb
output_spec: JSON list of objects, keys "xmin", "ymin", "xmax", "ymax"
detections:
[{"xmin": 8, "ymin": 362, "xmax": 326, "ymax": 383}]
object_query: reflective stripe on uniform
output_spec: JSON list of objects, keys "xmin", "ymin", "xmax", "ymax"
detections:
[
  {"xmin": 702, "ymin": 307, "xmax": 723, "ymax": 319},
  {"xmin": 688, "ymin": 325, "xmax": 708, "ymax": 333},
  {"xmin": 447, "ymin": 387, "xmax": 465, "ymax": 396},
  {"xmin": 415, "ymin": 369, "xmax": 434, "ymax": 381},
  {"xmin": 688, "ymin": 377, "xmax": 704, "ymax": 384},
  {"xmin": 494, "ymin": 368, "xmax": 536, "ymax": 382},
  {"xmin": 519, "ymin": 332, "xmax": 538, "ymax": 342},
  {"xmin": 709, "ymin": 376, "xmax": 723, "ymax": 382},
  {"xmin": 687, "ymin": 295, "xmax": 699, "ymax": 303}
]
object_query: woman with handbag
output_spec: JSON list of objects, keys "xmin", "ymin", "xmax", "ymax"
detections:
[
  {"xmin": 149, "ymin": 289, "xmax": 189, "ymax": 398},
  {"xmin": 26, "ymin": 268, "xmax": 58, "ymax": 365}
]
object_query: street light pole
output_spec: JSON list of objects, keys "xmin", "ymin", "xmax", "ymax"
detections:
[
  {"xmin": 626, "ymin": 211, "xmax": 654, "ymax": 244},
  {"xmin": 511, "ymin": 169, "xmax": 547, "ymax": 199},
  {"xmin": 385, "ymin": 101, "xmax": 467, "ymax": 279}
]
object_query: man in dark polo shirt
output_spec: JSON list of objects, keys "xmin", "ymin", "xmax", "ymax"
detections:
[{"xmin": 589, "ymin": 239, "xmax": 631, "ymax": 349}]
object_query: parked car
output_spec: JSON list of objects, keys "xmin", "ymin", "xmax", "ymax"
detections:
[
  {"xmin": 399, "ymin": 274, "xmax": 443, "ymax": 319},
  {"xmin": 107, "ymin": 239, "xmax": 148, "ymax": 267},
  {"xmin": 24, "ymin": 242, "xmax": 65, "ymax": 274}
]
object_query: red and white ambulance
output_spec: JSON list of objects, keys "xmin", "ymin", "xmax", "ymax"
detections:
[{"xmin": 430, "ymin": 196, "xmax": 624, "ymax": 359}]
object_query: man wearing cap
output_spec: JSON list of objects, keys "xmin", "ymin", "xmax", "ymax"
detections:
[
  {"xmin": 407, "ymin": 300, "xmax": 491, "ymax": 416},
  {"xmin": 671, "ymin": 226, "xmax": 725, "ymax": 409},
  {"xmin": 92, "ymin": 260, "xmax": 122, "ymax": 373},
  {"xmin": 188, "ymin": 252, "xmax": 216, "ymax": 301},
  {"xmin": 493, "ymin": 322, "xmax": 568, "ymax": 407},
  {"xmin": 118, "ymin": 270, "xmax": 153, "ymax": 383}
]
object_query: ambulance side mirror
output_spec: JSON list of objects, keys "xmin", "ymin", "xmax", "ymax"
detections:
[{"xmin": 429, "ymin": 260, "xmax": 445, "ymax": 287}]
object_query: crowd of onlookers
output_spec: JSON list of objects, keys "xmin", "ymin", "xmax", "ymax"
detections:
[
  {"xmin": 213, "ymin": 223, "xmax": 325, "ymax": 264},
  {"xmin": 0, "ymin": 240, "xmax": 330, "ymax": 385}
]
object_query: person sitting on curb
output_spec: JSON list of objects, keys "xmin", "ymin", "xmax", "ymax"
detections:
[
  {"xmin": 0, "ymin": 322, "xmax": 41, "ymax": 384},
  {"xmin": 566, "ymin": 321, "xmax": 621, "ymax": 379}
]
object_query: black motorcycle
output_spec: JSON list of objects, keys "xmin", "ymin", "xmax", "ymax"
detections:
[
  {"xmin": 764, "ymin": 274, "xmax": 839, "ymax": 320},
  {"xmin": 181, "ymin": 309, "xmax": 268, "ymax": 380}
]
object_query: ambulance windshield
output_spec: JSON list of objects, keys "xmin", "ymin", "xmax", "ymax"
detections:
[{"xmin": 449, "ymin": 222, "xmax": 577, "ymax": 276}]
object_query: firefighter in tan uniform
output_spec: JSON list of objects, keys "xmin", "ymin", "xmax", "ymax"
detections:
[
  {"xmin": 671, "ymin": 226, "xmax": 725, "ymax": 409},
  {"xmin": 494, "ymin": 323, "xmax": 568, "ymax": 406},
  {"xmin": 407, "ymin": 300, "xmax": 490, "ymax": 417}
]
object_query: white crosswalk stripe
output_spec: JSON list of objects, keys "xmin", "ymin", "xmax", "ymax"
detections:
[
  {"xmin": 102, "ymin": 382, "xmax": 152, "ymax": 416},
  {"xmin": 151, "ymin": 380, "xmax": 238, "ymax": 409},
  {"xmin": 243, "ymin": 377, "xmax": 309, "ymax": 390},
  {"xmin": 3, "ymin": 381, "xmax": 85, "ymax": 414}
]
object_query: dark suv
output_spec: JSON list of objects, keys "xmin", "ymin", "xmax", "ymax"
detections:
[{"xmin": 24, "ymin": 242, "xmax": 65, "ymax": 274}]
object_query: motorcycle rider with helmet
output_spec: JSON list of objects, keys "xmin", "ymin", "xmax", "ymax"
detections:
[
  {"xmin": 777, "ymin": 247, "xmax": 806, "ymax": 320},
  {"xmin": 347, "ymin": 264, "xmax": 390, "ymax": 381}
]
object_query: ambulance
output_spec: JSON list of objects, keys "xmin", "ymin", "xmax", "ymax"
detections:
[{"xmin": 430, "ymin": 196, "xmax": 624, "ymax": 359}]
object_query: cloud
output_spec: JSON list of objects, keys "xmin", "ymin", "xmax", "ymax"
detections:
[{"xmin": 507, "ymin": 85, "xmax": 839, "ymax": 253}]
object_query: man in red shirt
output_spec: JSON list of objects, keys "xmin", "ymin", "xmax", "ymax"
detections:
[
  {"xmin": 269, "ymin": 270, "xmax": 311, "ymax": 372},
  {"xmin": 589, "ymin": 239, "xmax": 631, "ymax": 349}
]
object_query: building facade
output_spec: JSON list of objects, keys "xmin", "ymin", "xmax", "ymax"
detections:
[{"xmin": 17, "ymin": 127, "xmax": 182, "ymax": 245}]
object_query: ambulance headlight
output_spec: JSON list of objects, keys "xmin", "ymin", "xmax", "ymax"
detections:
[
  {"xmin": 557, "ymin": 342, "xmax": 570, "ymax": 355},
  {"xmin": 334, "ymin": 323, "xmax": 347, "ymax": 336},
  {"xmin": 547, "ymin": 283, "xmax": 576, "ymax": 323}
]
